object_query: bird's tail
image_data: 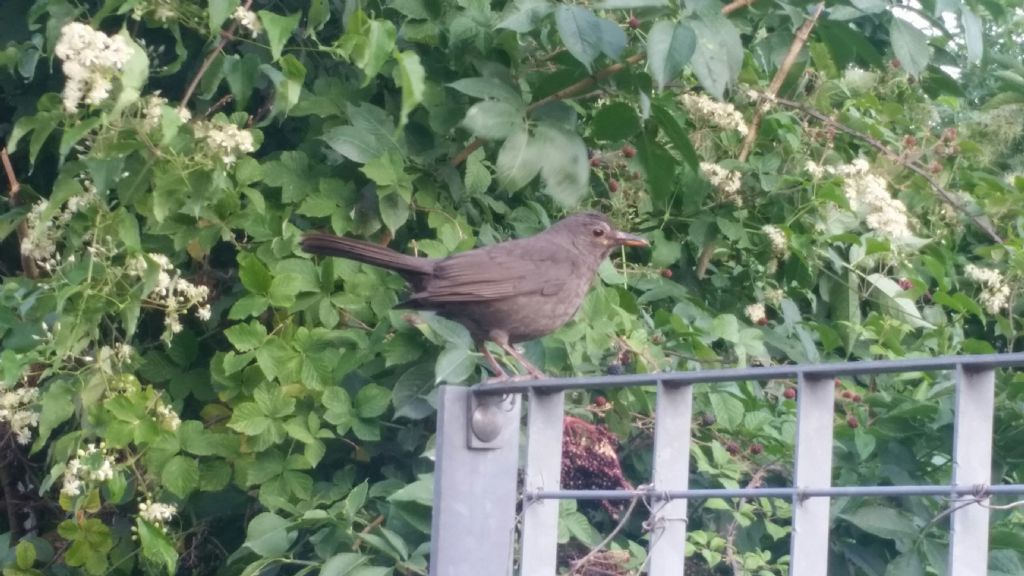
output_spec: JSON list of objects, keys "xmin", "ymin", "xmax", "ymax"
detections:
[{"xmin": 301, "ymin": 233, "xmax": 435, "ymax": 276}]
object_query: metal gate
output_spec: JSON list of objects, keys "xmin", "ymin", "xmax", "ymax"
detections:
[{"xmin": 429, "ymin": 353, "xmax": 1024, "ymax": 576}]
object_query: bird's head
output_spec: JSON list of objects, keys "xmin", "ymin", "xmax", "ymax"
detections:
[{"xmin": 554, "ymin": 212, "xmax": 649, "ymax": 253}]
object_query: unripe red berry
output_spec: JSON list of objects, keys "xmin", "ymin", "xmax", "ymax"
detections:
[
  {"xmin": 590, "ymin": 157, "xmax": 602, "ymax": 167},
  {"xmin": 847, "ymin": 415, "xmax": 859, "ymax": 428},
  {"xmin": 784, "ymin": 387, "xmax": 797, "ymax": 400},
  {"xmin": 757, "ymin": 317, "xmax": 768, "ymax": 326},
  {"xmin": 834, "ymin": 378, "xmax": 842, "ymax": 387},
  {"xmin": 891, "ymin": 58, "xmax": 902, "ymax": 69},
  {"xmin": 628, "ymin": 16, "xmax": 639, "ymax": 29},
  {"xmin": 851, "ymin": 394, "xmax": 862, "ymax": 403},
  {"xmin": 841, "ymin": 390, "xmax": 853, "ymax": 400},
  {"xmin": 660, "ymin": 268, "xmax": 673, "ymax": 279},
  {"xmin": 609, "ymin": 179, "xmax": 619, "ymax": 193},
  {"xmin": 903, "ymin": 135, "xmax": 917, "ymax": 148},
  {"xmin": 622, "ymin": 144, "xmax": 636, "ymax": 158},
  {"xmin": 929, "ymin": 161, "xmax": 943, "ymax": 174},
  {"xmin": 899, "ymin": 278, "xmax": 912, "ymax": 290},
  {"xmin": 749, "ymin": 443, "xmax": 764, "ymax": 455},
  {"xmin": 594, "ymin": 396, "xmax": 608, "ymax": 407}
]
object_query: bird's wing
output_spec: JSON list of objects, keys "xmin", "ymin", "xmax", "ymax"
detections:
[{"xmin": 404, "ymin": 241, "xmax": 571, "ymax": 305}]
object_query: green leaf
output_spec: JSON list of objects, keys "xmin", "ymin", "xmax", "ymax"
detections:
[
  {"xmin": 535, "ymin": 123, "xmax": 590, "ymax": 207},
  {"xmin": 269, "ymin": 273, "xmax": 304, "ymax": 307},
  {"xmin": 322, "ymin": 126, "xmax": 384, "ymax": 163},
  {"xmin": 355, "ymin": 384, "xmax": 391, "ymax": 418},
  {"xmin": 245, "ymin": 512, "xmax": 296, "ymax": 558},
  {"xmin": 960, "ymin": 5, "xmax": 982, "ymax": 64},
  {"xmin": 708, "ymin": 392, "xmax": 744, "ymax": 429},
  {"xmin": 840, "ymin": 506, "xmax": 917, "ymax": 541},
  {"xmin": 230, "ymin": 294, "xmax": 270, "ymax": 319},
  {"xmin": 595, "ymin": 17, "xmax": 627, "ymax": 60},
  {"xmin": 259, "ymin": 11, "xmax": 302, "ymax": 60},
  {"xmin": 392, "ymin": 364, "xmax": 436, "ymax": 419},
  {"xmin": 636, "ymin": 133, "xmax": 675, "ymax": 203},
  {"xmin": 162, "ymin": 455, "xmax": 199, "ymax": 498},
  {"xmin": 15, "ymin": 540, "xmax": 36, "ymax": 569},
  {"xmin": 137, "ymin": 519, "xmax": 179, "ymax": 575},
  {"xmin": 689, "ymin": 15, "xmax": 743, "ymax": 98},
  {"xmin": 865, "ymin": 273, "xmax": 933, "ymax": 329},
  {"xmin": 378, "ymin": 190, "xmax": 411, "ymax": 233},
  {"xmin": 261, "ymin": 55, "xmax": 307, "ymax": 118},
  {"xmin": 461, "ymin": 100, "xmax": 526, "ymax": 139},
  {"xmin": 323, "ymin": 387, "xmax": 355, "ymax": 434},
  {"xmin": 209, "ymin": 0, "xmax": 239, "ymax": 34},
  {"xmin": 497, "ymin": 0, "xmax": 553, "ymax": 33},
  {"xmin": 448, "ymin": 77, "xmax": 521, "ymax": 104},
  {"xmin": 890, "ymin": 16, "xmax": 932, "ymax": 78},
  {"xmin": 224, "ymin": 321, "xmax": 268, "ymax": 352},
  {"xmin": 647, "ymin": 21, "xmax": 696, "ymax": 91},
  {"xmin": 338, "ymin": 11, "xmax": 398, "ymax": 82},
  {"xmin": 650, "ymin": 103, "xmax": 699, "ymax": 170},
  {"xmin": 495, "ymin": 126, "xmax": 542, "ymax": 192},
  {"xmin": 394, "ymin": 50, "xmax": 426, "ymax": 127},
  {"xmin": 554, "ymin": 5, "xmax": 606, "ymax": 70},
  {"xmin": 36, "ymin": 380, "xmax": 75, "ymax": 447},
  {"xmin": 228, "ymin": 402, "xmax": 272, "ymax": 435},
  {"xmin": 591, "ymin": 102, "xmax": 641, "ymax": 141},
  {"xmin": 255, "ymin": 384, "xmax": 296, "ymax": 418},
  {"xmin": 321, "ymin": 553, "xmax": 370, "ymax": 575},
  {"xmin": 239, "ymin": 253, "xmax": 273, "ymax": 295},
  {"xmin": 434, "ymin": 346, "xmax": 476, "ymax": 384},
  {"xmin": 650, "ymin": 229, "xmax": 682, "ymax": 267},
  {"xmin": 111, "ymin": 33, "xmax": 149, "ymax": 114},
  {"xmin": 388, "ymin": 474, "xmax": 433, "ymax": 506}
]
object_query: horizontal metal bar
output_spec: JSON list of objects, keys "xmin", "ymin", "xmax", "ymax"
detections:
[
  {"xmin": 473, "ymin": 352, "xmax": 1024, "ymax": 395},
  {"xmin": 529, "ymin": 483, "xmax": 1024, "ymax": 501}
]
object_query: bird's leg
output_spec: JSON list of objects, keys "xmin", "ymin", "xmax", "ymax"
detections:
[
  {"xmin": 497, "ymin": 342, "xmax": 548, "ymax": 380},
  {"xmin": 479, "ymin": 343, "xmax": 510, "ymax": 381}
]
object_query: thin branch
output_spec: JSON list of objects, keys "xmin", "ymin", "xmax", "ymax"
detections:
[
  {"xmin": 774, "ymin": 97, "xmax": 1004, "ymax": 244},
  {"xmin": 448, "ymin": 0, "xmax": 758, "ymax": 168},
  {"xmin": 352, "ymin": 515, "xmax": 385, "ymax": 550},
  {"xmin": 1, "ymin": 147, "xmax": 39, "ymax": 278},
  {"xmin": 179, "ymin": 0, "xmax": 254, "ymax": 113},
  {"xmin": 569, "ymin": 494, "xmax": 641, "ymax": 575},
  {"xmin": 738, "ymin": 3, "xmax": 824, "ymax": 161}
]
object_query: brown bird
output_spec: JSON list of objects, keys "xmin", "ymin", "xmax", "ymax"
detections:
[{"xmin": 301, "ymin": 212, "xmax": 648, "ymax": 380}]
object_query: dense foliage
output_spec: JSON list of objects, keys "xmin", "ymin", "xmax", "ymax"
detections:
[{"xmin": 2, "ymin": 0, "xmax": 1024, "ymax": 573}]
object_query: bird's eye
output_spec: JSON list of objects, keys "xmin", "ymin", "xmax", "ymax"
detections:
[{"xmin": 592, "ymin": 227, "xmax": 605, "ymax": 237}]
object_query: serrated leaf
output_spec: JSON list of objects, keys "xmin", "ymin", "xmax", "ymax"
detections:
[
  {"xmin": 647, "ymin": 21, "xmax": 696, "ymax": 90},
  {"xmin": 162, "ymin": 456, "xmax": 199, "ymax": 498},
  {"xmin": 355, "ymin": 383, "xmax": 391, "ymax": 418},
  {"xmin": 434, "ymin": 346, "xmax": 476, "ymax": 384},
  {"xmin": 245, "ymin": 512, "xmax": 296, "ymax": 558},
  {"xmin": 321, "ymin": 126, "xmax": 383, "ymax": 163},
  {"xmin": 689, "ymin": 16, "xmax": 743, "ymax": 98},
  {"xmin": 461, "ymin": 100, "xmax": 525, "ymax": 139},
  {"xmin": 496, "ymin": 127, "xmax": 542, "ymax": 192},
  {"xmin": 224, "ymin": 321, "xmax": 268, "ymax": 352},
  {"xmin": 840, "ymin": 506, "xmax": 917, "ymax": 540},
  {"xmin": 448, "ymin": 77, "xmax": 521, "ymax": 104},
  {"xmin": 890, "ymin": 16, "xmax": 932, "ymax": 78},
  {"xmin": 258, "ymin": 10, "xmax": 302, "ymax": 61},
  {"xmin": 535, "ymin": 123, "xmax": 589, "ymax": 207},
  {"xmin": 555, "ymin": 5, "xmax": 604, "ymax": 70},
  {"xmin": 591, "ymin": 102, "xmax": 640, "ymax": 141},
  {"xmin": 394, "ymin": 50, "xmax": 425, "ymax": 127},
  {"xmin": 497, "ymin": 0, "xmax": 553, "ymax": 32}
]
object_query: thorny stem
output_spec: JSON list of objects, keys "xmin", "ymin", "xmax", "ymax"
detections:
[
  {"xmin": 1, "ymin": 147, "xmax": 38, "ymax": 278},
  {"xmin": 179, "ymin": 0, "xmax": 254, "ymax": 113}
]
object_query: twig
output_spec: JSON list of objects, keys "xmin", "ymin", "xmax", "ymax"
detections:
[
  {"xmin": 1, "ymin": 147, "xmax": 38, "ymax": 278},
  {"xmin": 448, "ymin": 0, "xmax": 759, "ymax": 168},
  {"xmin": 179, "ymin": 0, "xmax": 254, "ymax": 113},
  {"xmin": 569, "ymin": 494, "xmax": 641, "ymax": 575},
  {"xmin": 738, "ymin": 4, "xmax": 824, "ymax": 161},
  {"xmin": 774, "ymin": 97, "xmax": 1004, "ymax": 244},
  {"xmin": 352, "ymin": 515, "xmax": 385, "ymax": 550}
]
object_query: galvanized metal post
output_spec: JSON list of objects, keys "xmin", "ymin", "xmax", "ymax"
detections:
[
  {"xmin": 948, "ymin": 366, "xmax": 995, "ymax": 576},
  {"xmin": 647, "ymin": 380, "xmax": 694, "ymax": 575},
  {"xmin": 520, "ymin": 390, "xmax": 566, "ymax": 576},
  {"xmin": 789, "ymin": 373, "xmax": 835, "ymax": 576},
  {"xmin": 430, "ymin": 386, "xmax": 522, "ymax": 576}
]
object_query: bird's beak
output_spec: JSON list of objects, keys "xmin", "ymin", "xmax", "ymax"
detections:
[{"xmin": 613, "ymin": 231, "xmax": 649, "ymax": 247}]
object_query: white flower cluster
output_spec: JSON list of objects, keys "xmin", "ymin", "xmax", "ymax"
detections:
[
  {"xmin": 700, "ymin": 162, "xmax": 743, "ymax": 206},
  {"xmin": 829, "ymin": 159, "xmax": 913, "ymax": 241},
  {"xmin": 761, "ymin": 225, "xmax": 788, "ymax": 257},
  {"xmin": 138, "ymin": 499, "xmax": 177, "ymax": 528},
  {"xmin": 965, "ymin": 264, "xmax": 1011, "ymax": 314},
  {"xmin": 680, "ymin": 93, "xmax": 750, "ymax": 136},
  {"xmin": 763, "ymin": 288, "xmax": 785, "ymax": 306},
  {"xmin": 142, "ymin": 95, "xmax": 167, "ymax": 130},
  {"xmin": 842, "ymin": 66, "xmax": 879, "ymax": 94},
  {"xmin": 54, "ymin": 23, "xmax": 132, "ymax": 113},
  {"xmin": 61, "ymin": 443, "xmax": 116, "ymax": 498},
  {"xmin": 805, "ymin": 161, "xmax": 826, "ymax": 179},
  {"xmin": 0, "ymin": 386, "xmax": 39, "ymax": 445},
  {"xmin": 193, "ymin": 121, "xmax": 256, "ymax": 165},
  {"xmin": 131, "ymin": 0, "xmax": 177, "ymax": 22},
  {"xmin": 234, "ymin": 7, "xmax": 262, "ymax": 38},
  {"xmin": 154, "ymin": 398, "xmax": 181, "ymax": 431},
  {"xmin": 745, "ymin": 302, "xmax": 767, "ymax": 324},
  {"xmin": 21, "ymin": 181, "xmax": 99, "ymax": 270},
  {"xmin": 128, "ymin": 253, "xmax": 211, "ymax": 335}
]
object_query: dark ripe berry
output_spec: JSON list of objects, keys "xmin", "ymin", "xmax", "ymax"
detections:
[
  {"xmin": 660, "ymin": 268, "xmax": 673, "ymax": 279},
  {"xmin": 841, "ymin": 390, "xmax": 853, "ymax": 400},
  {"xmin": 628, "ymin": 16, "xmax": 639, "ymax": 29},
  {"xmin": 847, "ymin": 415, "xmax": 859, "ymax": 429},
  {"xmin": 590, "ymin": 157, "xmax": 602, "ymax": 167},
  {"xmin": 594, "ymin": 396, "xmax": 608, "ymax": 407},
  {"xmin": 891, "ymin": 58, "xmax": 902, "ymax": 69},
  {"xmin": 899, "ymin": 278, "xmax": 912, "ymax": 291},
  {"xmin": 851, "ymin": 394, "xmax": 862, "ymax": 403},
  {"xmin": 701, "ymin": 413, "xmax": 716, "ymax": 426},
  {"xmin": 757, "ymin": 317, "xmax": 768, "ymax": 326},
  {"xmin": 621, "ymin": 144, "xmax": 636, "ymax": 158},
  {"xmin": 606, "ymin": 363, "xmax": 624, "ymax": 375},
  {"xmin": 783, "ymin": 387, "xmax": 797, "ymax": 400},
  {"xmin": 617, "ymin": 350, "xmax": 634, "ymax": 365},
  {"xmin": 726, "ymin": 441, "xmax": 740, "ymax": 455},
  {"xmin": 923, "ymin": 291, "xmax": 933, "ymax": 304},
  {"xmin": 749, "ymin": 443, "xmax": 764, "ymax": 455},
  {"xmin": 609, "ymin": 179, "xmax": 620, "ymax": 193}
]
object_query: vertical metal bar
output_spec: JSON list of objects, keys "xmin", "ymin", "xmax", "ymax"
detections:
[
  {"xmin": 647, "ymin": 380, "xmax": 694, "ymax": 575},
  {"xmin": 430, "ymin": 386, "xmax": 522, "ymax": 576},
  {"xmin": 520, "ymin": 390, "xmax": 566, "ymax": 576},
  {"xmin": 789, "ymin": 373, "xmax": 835, "ymax": 576},
  {"xmin": 948, "ymin": 367, "xmax": 995, "ymax": 576}
]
